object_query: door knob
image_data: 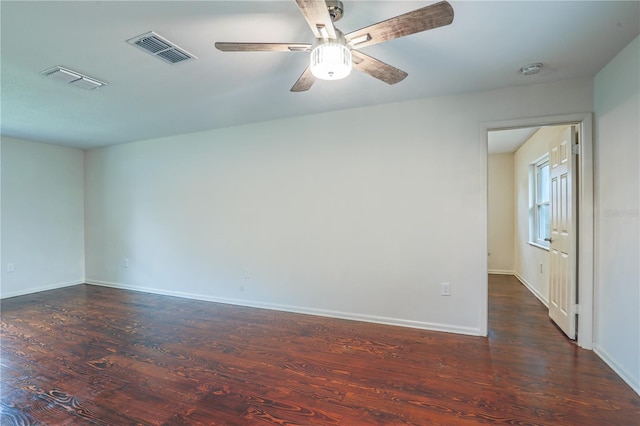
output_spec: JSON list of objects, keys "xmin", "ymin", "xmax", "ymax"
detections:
[{"xmin": 544, "ymin": 237, "xmax": 553, "ymax": 243}]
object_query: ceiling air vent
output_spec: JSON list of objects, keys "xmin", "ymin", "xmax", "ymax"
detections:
[
  {"xmin": 126, "ymin": 31, "xmax": 197, "ymax": 64},
  {"xmin": 41, "ymin": 66, "xmax": 107, "ymax": 90}
]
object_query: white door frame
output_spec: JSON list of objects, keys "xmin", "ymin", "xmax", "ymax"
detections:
[{"xmin": 481, "ymin": 113, "xmax": 594, "ymax": 350}]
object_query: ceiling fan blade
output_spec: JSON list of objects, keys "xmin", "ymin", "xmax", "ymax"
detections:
[
  {"xmin": 215, "ymin": 42, "xmax": 312, "ymax": 52},
  {"xmin": 351, "ymin": 50, "xmax": 408, "ymax": 85},
  {"xmin": 290, "ymin": 67, "xmax": 316, "ymax": 92},
  {"xmin": 345, "ymin": 1, "xmax": 454, "ymax": 49},
  {"xmin": 295, "ymin": 0, "xmax": 337, "ymax": 40}
]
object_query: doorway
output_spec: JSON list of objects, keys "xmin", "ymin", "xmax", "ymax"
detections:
[{"xmin": 482, "ymin": 113, "xmax": 594, "ymax": 350}]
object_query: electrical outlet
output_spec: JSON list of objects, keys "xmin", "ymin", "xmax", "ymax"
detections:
[
  {"xmin": 441, "ymin": 282, "xmax": 451, "ymax": 296},
  {"xmin": 7, "ymin": 263, "xmax": 15, "ymax": 273},
  {"xmin": 123, "ymin": 258, "xmax": 129, "ymax": 268}
]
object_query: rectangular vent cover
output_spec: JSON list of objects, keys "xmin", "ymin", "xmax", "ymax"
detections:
[
  {"xmin": 126, "ymin": 31, "xmax": 197, "ymax": 64},
  {"xmin": 41, "ymin": 66, "xmax": 107, "ymax": 90}
]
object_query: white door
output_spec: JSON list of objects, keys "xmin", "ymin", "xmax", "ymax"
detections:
[{"xmin": 548, "ymin": 126, "xmax": 578, "ymax": 339}]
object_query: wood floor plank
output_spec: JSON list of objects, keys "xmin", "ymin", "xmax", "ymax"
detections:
[{"xmin": 1, "ymin": 276, "xmax": 639, "ymax": 425}]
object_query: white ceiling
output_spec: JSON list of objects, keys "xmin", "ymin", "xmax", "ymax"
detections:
[
  {"xmin": 488, "ymin": 127, "xmax": 539, "ymax": 154},
  {"xmin": 1, "ymin": 1, "xmax": 638, "ymax": 149}
]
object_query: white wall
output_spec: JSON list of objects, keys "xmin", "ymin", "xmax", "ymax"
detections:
[
  {"xmin": 0, "ymin": 136, "xmax": 85, "ymax": 298},
  {"xmin": 488, "ymin": 153, "xmax": 514, "ymax": 274},
  {"xmin": 84, "ymin": 78, "xmax": 593, "ymax": 336},
  {"xmin": 594, "ymin": 35, "xmax": 640, "ymax": 394},
  {"xmin": 513, "ymin": 126, "xmax": 570, "ymax": 305}
]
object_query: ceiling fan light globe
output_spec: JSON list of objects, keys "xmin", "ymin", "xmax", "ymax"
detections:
[{"xmin": 310, "ymin": 43, "xmax": 352, "ymax": 80}]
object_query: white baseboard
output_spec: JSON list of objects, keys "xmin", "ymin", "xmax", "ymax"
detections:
[
  {"xmin": 488, "ymin": 269, "xmax": 515, "ymax": 275},
  {"xmin": 86, "ymin": 279, "xmax": 481, "ymax": 337},
  {"xmin": 513, "ymin": 273, "xmax": 549, "ymax": 307},
  {"xmin": 593, "ymin": 343, "xmax": 640, "ymax": 396},
  {"xmin": 0, "ymin": 280, "xmax": 85, "ymax": 299}
]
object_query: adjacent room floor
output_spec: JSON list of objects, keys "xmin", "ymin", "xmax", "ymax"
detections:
[{"xmin": 1, "ymin": 275, "xmax": 639, "ymax": 425}]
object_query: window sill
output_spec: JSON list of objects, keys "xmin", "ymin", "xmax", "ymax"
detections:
[{"xmin": 528, "ymin": 241, "xmax": 550, "ymax": 251}]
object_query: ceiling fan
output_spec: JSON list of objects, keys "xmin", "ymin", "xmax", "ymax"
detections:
[{"xmin": 215, "ymin": 0, "xmax": 454, "ymax": 92}]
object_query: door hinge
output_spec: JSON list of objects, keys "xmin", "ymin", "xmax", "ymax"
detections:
[
  {"xmin": 571, "ymin": 144, "xmax": 580, "ymax": 155},
  {"xmin": 571, "ymin": 304, "xmax": 580, "ymax": 314}
]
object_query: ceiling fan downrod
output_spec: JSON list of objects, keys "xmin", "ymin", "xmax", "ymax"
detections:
[{"xmin": 326, "ymin": 0, "xmax": 344, "ymax": 22}]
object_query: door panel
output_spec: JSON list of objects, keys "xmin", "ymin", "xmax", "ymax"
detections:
[{"xmin": 548, "ymin": 126, "xmax": 577, "ymax": 339}]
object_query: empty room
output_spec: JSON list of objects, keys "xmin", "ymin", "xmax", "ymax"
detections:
[{"xmin": 1, "ymin": 1, "xmax": 639, "ymax": 424}]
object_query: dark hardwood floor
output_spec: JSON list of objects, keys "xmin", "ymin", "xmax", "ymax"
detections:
[{"xmin": 1, "ymin": 275, "xmax": 639, "ymax": 425}]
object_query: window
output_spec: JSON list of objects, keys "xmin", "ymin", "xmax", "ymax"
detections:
[{"xmin": 530, "ymin": 156, "xmax": 550, "ymax": 249}]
